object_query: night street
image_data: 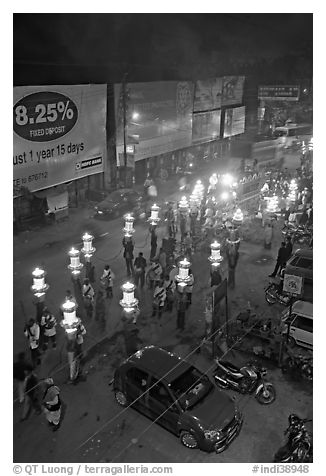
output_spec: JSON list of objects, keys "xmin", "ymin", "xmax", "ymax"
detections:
[{"xmin": 12, "ymin": 11, "xmax": 313, "ymax": 466}]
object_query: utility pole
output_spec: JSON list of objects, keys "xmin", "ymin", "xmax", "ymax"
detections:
[{"xmin": 122, "ymin": 75, "xmax": 128, "ymax": 188}]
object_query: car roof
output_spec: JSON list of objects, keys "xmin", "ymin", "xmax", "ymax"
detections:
[
  {"xmin": 292, "ymin": 248, "xmax": 313, "ymax": 259},
  {"xmin": 292, "ymin": 300, "xmax": 313, "ymax": 318},
  {"xmin": 127, "ymin": 346, "xmax": 191, "ymax": 384}
]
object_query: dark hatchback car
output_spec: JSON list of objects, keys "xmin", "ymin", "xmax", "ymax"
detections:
[
  {"xmin": 284, "ymin": 248, "xmax": 313, "ymax": 302},
  {"xmin": 113, "ymin": 346, "xmax": 243, "ymax": 453},
  {"xmin": 94, "ymin": 188, "xmax": 144, "ymax": 219}
]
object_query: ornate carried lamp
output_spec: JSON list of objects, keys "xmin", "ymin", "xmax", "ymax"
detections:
[
  {"xmin": 179, "ymin": 196, "xmax": 189, "ymax": 214},
  {"xmin": 232, "ymin": 208, "xmax": 244, "ymax": 226},
  {"xmin": 81, "ymin": 232, "xmax": 96, "ymax": 260},
  {"xmin": 193, "ymin": 180, "xmax": 204, "ymax": 201},
  {"xmin": 61, "ymin": 299, "xmax": 79, "ymax": 335},
  {"xmin": 266, "ymin": 195, "xmax": 279, "ymax": 213},
  {"xmin": 148, "ymin": 203, "xmax": 160, "ymax": 226},
  {"xmin": 119, "ymin": 281, "xmax": 139, "ymax": 312},
  {"xmin": 67, "ymin": 247, "xmax": 84, "ymax": 276},
  {"xmin": 176, "ymin": 258, "xmax": 191, "ymax": 288},
  {"xmin": 123, "ymin": 214, "xmax": 135, "ymax": 237},
  {"xmin": 31, "ymin": 267, "xmax": 49, "ymax": 298},
  {"xmin": 208, "ymin": 241, "xmax": 223, "ymax": 268}
]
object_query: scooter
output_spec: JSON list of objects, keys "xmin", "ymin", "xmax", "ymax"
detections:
[
  {"xmin": 213, "ymin": 360, "xmax": 276, "ymax": 404},
  {"xmin": 274, "ymin": 414, "xmax": 312, "ymax": 462},
  {"xmin": 265, "ymin": 282, "xmax": 291, "ymax": 305}
]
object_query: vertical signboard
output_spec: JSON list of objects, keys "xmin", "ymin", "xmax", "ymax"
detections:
[
  {"xmin": 223, "ymin": 106, "xmax": 246, "ymax": 137},
  {"xmin": 114, "ymin": 81, "xmax": 194, "ymax": 162},
  {"xmin": 193, "ymin": 77, "xmax": 223, "ymax": 112},
  {"xmin": 221, "ymin": 76, "xmax": 245, "ymax": 106},
  {"xmin": 13, "ymin": 84, "xmax": 107, "ymax": 196}
]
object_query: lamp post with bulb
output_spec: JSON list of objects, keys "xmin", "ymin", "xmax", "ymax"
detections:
[
  {"xmin": 67, "ymin": 247, "xmax": 84, "ymax": 311},
  {"xmin": 120, "ymin": 281, "xmax": 140, "ymax": 355},
  {"xmin": 31, "ymin": 266, "xmax": 50, "ymax": 324},
  {"xmin": 60, "ymin": 298, "xmax": 86, "ymax": 382},
  {"xmin": 81, "ymin": 232, "xmax": 96, "ymax": 283}
]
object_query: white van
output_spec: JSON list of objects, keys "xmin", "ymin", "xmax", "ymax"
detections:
[{"xmin": 281, "ymin": 300, "xmax": 313, "ymax": 349}]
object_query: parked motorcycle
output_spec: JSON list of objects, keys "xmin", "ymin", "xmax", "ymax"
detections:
[
  {"xmin": 265, "ymin": 282, "xmax": 291, "ymax": 306},
  {"xmin": 282, "ymin": 353, "xmax": 313, "ymax": 381},
  {"xmin": 274, "ymin": 414, "xmax": 312, "ymax": 462},
  {"xmin": 282, "ymin": 224, "xmax": 312, "ymax": 246},
  {"xmin": 213, "ymin": 359, "xmax": 276, "ymax": 404}
]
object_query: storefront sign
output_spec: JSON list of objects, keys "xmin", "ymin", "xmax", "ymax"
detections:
[
  {"xmin": 13, "ymin": 84, "xmax": 106, "ymax": 196},
  {"xmin": 221, "ymin": 76, "xmax": 245, "ymax": 106},
  {"xmin": 193, "ymin": 77, "xmax": 222, "ymax": 112},
  {"xmin": 114, "ymin": 81, "xmax": 193, "ymax": 162},
  {"xmin": 223, "ymin": 106, "xmax": 246, "ymax": 138},
  {"xmin": 258, "ymin": 85, "xmax": 300, "ymax": 101}
]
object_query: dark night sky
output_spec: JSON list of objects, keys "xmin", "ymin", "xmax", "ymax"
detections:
[{"xmin": 13, "ymin": 13, "xmax": 313, "ymax": 84}]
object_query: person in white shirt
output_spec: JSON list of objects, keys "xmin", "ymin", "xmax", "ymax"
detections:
[
  {"xmin": 152, "ymin": 281, "xmax": 166, "ymax": 319},
  {"xmin": 24, "ymin": 318, "xmax": 40, "ymax": 368},
  {"xmin": 82, "ymin": 278, "xmax": 95, "ymax": 318}
]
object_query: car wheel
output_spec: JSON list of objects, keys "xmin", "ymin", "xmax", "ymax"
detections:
[
  {"xmin": 180, "ymin": 430, "xmax": 199, "ymax": 449},
  {"xmin": 115, "ymin": 390, "xmax": 128, "ymax": 407}
]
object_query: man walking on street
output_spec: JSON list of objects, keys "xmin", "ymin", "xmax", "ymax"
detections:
[
  {"xmin": 134, "ymin": 252, "xmax": 147, "ymax": 289},
  {"xmin": 20, "ymin": 367, "xmax": 41, "ymax": 421},
  {"xmin": 122, "ymin": 236, "xmax": 135, "ymax": 277},
  {"xmin": 269, "ymin": 242, "xmax": 288, "ymax": 277},
  {"xmin": 176, "ymin": 287, "xmax": 188, "ymax": 332},
  {"xmin": 152, "ymin": 280, "xmax": 166, "ymax": 320},
  {"xmin": 82, "ymin": 278, "xmax": 95, "ymax": 318},
  {"xmin": 101, "ymin": 264, "xmax": 115, "ymax": 298},
  {"xmin": 42, "ymin": 378, "xmax": 62, "ymax": 431},
  {"xmin": 24, "ymin": 318, "xmax": 41, "ymax": 368},
  {"xmin": 40, "ymin": 308, "xmax": 57, "ymax": 350},
  {"xmin": 150, "ymin": 228, "xmax": 158, "ymax": 260},
  {"xmin": 13, "ymin": 352, "xmax": 30, "ymax": 404}
]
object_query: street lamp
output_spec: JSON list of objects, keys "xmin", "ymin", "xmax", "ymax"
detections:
[
  {"xmin": 61, "ymin": 299, "xmax": 79, "ymax": 335},
  {"xmin": 81, "ymin": 233, "xmax": 96, "ymax": 281},
  {"xmin": 123, "ymin": 214, "xmax": 135, "ymax": 237},
  {"xmin": 148, "ymin": 203, "xmax": 160, "ymax": 227},
  {"xmin": 176, "ymin": 258, "xmax": 191, "ymax": 290},
  {"xmin": 31, "ymin": 267, "xmax": 49, "ymax": 298},
  {"xmin": 208, "ymin": 241, "xmax": 223, "ymax": 268},
  {"xmin": 68, "ymin": 248, "xmax": 84, "ymax": 276},
  {"xmin": 31, "ymin": 266, "xmax": 50, "ymax": 322},
  {"xmin": 61, "ymin": 299, "xmax": 85, "ymax": 382},
  {"xmin": 179, "ymin": 196, "xmax": 189, "ymax": 214},
  {"xmin": 120, "ymin": 281, "xmax": 139, "ymax": 313},
  {"xmin": 81, "ymin": 233, "xmax": 96, "ymax": 260},
  {"xmin": 232, "ymin": 208, "xmax": 244, "ymax": 226}
]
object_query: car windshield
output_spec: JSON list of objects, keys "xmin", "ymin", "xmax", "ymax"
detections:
[
  {"xmin": 170, "ymin": 367, "xmax": 213, "ymax": 410},
  {"xmin": 109, "ymin": 191, "xmax": 124, "ymax": 201}
]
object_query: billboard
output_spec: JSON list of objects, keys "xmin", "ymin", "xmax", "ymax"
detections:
[
  {"xmin": 13, "ymin": 84, "xmax": 106, "ymax": 195},
  {"xmin": 221, "ymin": 76, "xmax": 245, "ymax": 106},
  {"xmin": 258, "ymin": 85, "xmax": 300, "ymax": 101},
  {"xmin": 192, "ymin": 110, "xmax": 221, "ymax": 142},
  {"xmin": 193, "ymin": 77, "xmax": 222, "ymax": 112},
  {"xmin": 223, "ymin": 106, "xmax": 246, "ymax": 138},
  {"xmin": 114, "ymin": 81, "xmax": 194, "ymax": 162}
]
